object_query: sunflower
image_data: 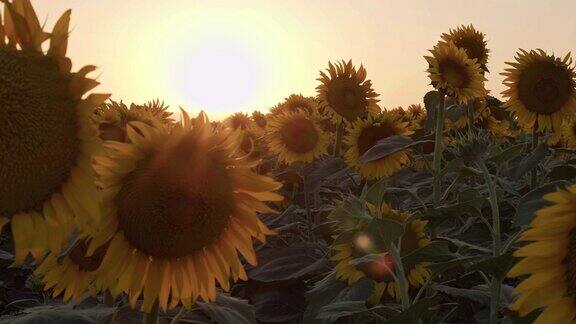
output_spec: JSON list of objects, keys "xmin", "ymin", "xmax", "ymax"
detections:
[
  {"xmin": 266, "ymin": 111, "xmax": 329, "ymax": 164},
  {"xmin": 331, "ymin": 203, "xmax": 430, "ymax": 304},
  {"xmin": 250, "ymin": 110, "xmax": 268, "ymax": 135},
  {"xmin": 270, "ymin": 94, "xmax": 318, "ymax": 116},
  {"xmin": 225, "ymin": 112, "xmax": 253, "ymax": 131},
  {"xmin": 317, "ymin": 60, "xmax": 380, "ymax": 124},
  {"xmin": 0, "ymin": 0, "xmax": 109, "ymax": 263},
  {"xmin": 501, "ymin": 49, "xmax": 576, "ymax": 132},
  {"xmin": 344, "ymin": 112, "xmax": 413, "ymax": 180},
  {"xmin": 425, "ymin": 41, "xmax": 487, "ymax": 104},
  {"xmin": 35, "ymin": 237, "xmax": 109, "ymax": 302},
  {"xmin": 441, "ymin": 24, "xmax": 489, "ymax": 71},
  {"xmin": 508, "ymin": 184, "xmax": 576, "ymax": 323},
  {"xmin": 406, "ymin": 104, "xmax": 427, "ymax": 130},
  {"xmin": 93, "ymin": 100, "xmax": 172, "ymax": 142},
  {"xmin": 89, "ymin": 111, "xmax": 282, "ymax": 312}
]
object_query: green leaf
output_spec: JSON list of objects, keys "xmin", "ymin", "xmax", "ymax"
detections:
[
  {"xmin": 328, "ymin": 196, "xmax": 371, "ymax": 231},
  {"xmin": 358, "ymin": 135, "xmax": 433, "ymax": 163},
  {"xmin": 304, "ymin": 273, "xmax": 349, "ymax": 324},
  {"xmin": 488, "ymin": 143, "xmax": 526, "ymax": 165},
  {"xmin": 0, "ymin": 305, "xmax": 117, "ymax": 324},
  {"xmin": 433, "ymin": 284, "xmax": 491, "ymax": 306},
  {"xmin": 514, "ymin": 180, "xmax": 570, "ymax": 227},
  {"xmin": 402, "ymin": 241, "xmax": 454, "ymax": 270},
  {"xmin": 387, "ymin": 295, "xmax": 441, "ymax": 324},
  {"xmin": 457, "ymin": 188, "xmax": 487, "ymax": 210},
  {"xmin": 364, "ymin": 218, "xmax": 404, "ymax": 251},
  {"xmin": 510, "ymin": 143, "xmax": 550, "ymax": 180},
  {"xmin": 468, "ymin": 252, "xmax": 515, "ymax": 280},
  {"xmin": 548, "ymin": 164, "xmax": 576, "ymax": 181},
  {"xmin": 426, "ymin": 256, "xmax": 481, "ymax": 275},
  {"xmin": 423, "ymin": 90, "xmax": 442, "ymax": 131},
  {"xmin": 316, "ymin": 301, "xmax": 368, "ymax": 321},
  {"xmin": 197, "ymin": 294, "xmax": 256, "ymax": 324},
  {"xmin": 304, "ymin": 157, "xmax": 348, "ymax": 191}
]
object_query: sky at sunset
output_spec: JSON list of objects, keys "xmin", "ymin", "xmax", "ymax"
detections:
[{"xmin": 36, "ymin": 0, "xmax": 576, "ymax": 119}]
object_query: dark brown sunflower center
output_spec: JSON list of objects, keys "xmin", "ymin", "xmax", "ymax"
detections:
[
  {"xmin": 68, "ymin": 239, "xmax": 109, "ymax": 272},
  {"xmin": 327, "ymin": 77, "xmax": 368, "ymax": 121},
  {"xmin": 440, "ymin": 60, "xmax": 470, "ymax": 89},
  {"xmin": 564, "ymin": 228, "xmax": 576, "ymax": 296},
  {"xmin": 357, "ymin": 123, "xmax": 398, "ymax": 156},
  {"xmin": 0, "ymin": 50, "xmax": 79, "ymax": 218},
  {"xmin": 279, "ymin": 116, "xmax": 319, "ymax": 154},
  {"xmin": 115, "ymin": 133, "xmax": 235, "ymax": 259},
  {"xmin": 454, "ymin": 37, "xmax": 486, "ymax": 64},
  {"xmin": 517, "ymin": 60, "xmax": 575, "ymax": 115}
]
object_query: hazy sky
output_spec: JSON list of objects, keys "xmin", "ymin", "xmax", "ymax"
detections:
[{"xmin": 35, "ymin": 0, "xmax": 576, "ymax": 119}]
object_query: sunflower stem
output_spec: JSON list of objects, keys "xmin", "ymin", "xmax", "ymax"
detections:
[
  {"xmin": 478, "ymin": 160, "xmax": 501, "ymax": 324},
  {"xmin": 530, "ymin": 128, "xmax": 539, "ymax": 189},
  {"xmin": 389, "ymin": 243, "xmax": 410, "ymax": 310},
  {"xmin": 433, "ymin": 94, "xmax": 446, "ymax": 207},
  {"xmin": 467, "ymin": 100, "xmax": 475, "ymax": 139},
  {"xmin": 333, "ymin": 121, "xmax": 344, "ymax": 156},
  {"xmin": 303, "ymin": 177, "xmax": 312, "ymax": 225},
  {"xmin": 144, "ymin": 300, "xmax": 160, "ymax": 324}
]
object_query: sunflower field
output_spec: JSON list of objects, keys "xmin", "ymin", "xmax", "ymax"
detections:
[{"xmin": 2, "ymin": 1, "xmax": 576, "ymax": 324}]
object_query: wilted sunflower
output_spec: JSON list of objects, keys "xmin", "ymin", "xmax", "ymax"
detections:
[
  {"xmin": 266, "ymin": 111, "xmax": 329, "ymax": 164},
  {"xmin": 344, "ymin": 112, "xmax": 413, "ymax": 180},
  {"xmin": 35, "ymin": 238, "xmax": 109, "ymax": 302},
  {"xmin": 508, "ymin": 184, "xmax": 576, "ymax": 323},
  {"xmin": 225, "ymin": 112, "xmax": 253, "ymax": 131},
  {"xmin": 425, "ymin": 41, "xmax": 487, "ymax": 104},
  {"xmin": 441, "ymin": 24, "xmax": 489, "ymax": 71},
  {"xmin": 270, "ymin": 94, "xmax": 318, "ymax": 116},
  {"xmin": 501, "ymin": 49, "xmax": 576, "ymax": 132},
  {"xmin": 317, "ymin": 60, "xmax": 380, "ymax": 123},
  {"xmin": 331, "ymin": 203, "xmax": 430, "ymax": 304},
  {"xmin": 89, "ymin": 111, "xmax": 282, "ymax": 312},
  {"xmin": 0, "ymin": 0, "xmax": 109, "ymax": 263}
]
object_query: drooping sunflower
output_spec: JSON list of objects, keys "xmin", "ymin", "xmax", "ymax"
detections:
[
  {"xmin": 35, "ymin": 237, "xmax": 110, "ymax": 302},
  {"xmin": 317, "ymin": 60, "xmax": 380, "ymax": 124},
  {"xmin": 225, "ymin": 112, "xmax": 253, "ymax": 131},
  {"xmin": 501, "ymin": 49, "xmax": 576, "ymax": 132},
  {"xmin": 270, "ymin": 94, "xmax": 318, "ymax": 116},
  {"xmin": 508, "ymin": 184, "xmax": 576, "ymax": 323},
  {"xmin": 89, "ymin": 111, "xmax": 282, "ymax": 312},
  {"xmin": 441, "ymin": 24, "xmax": 489, "ymax": 71},
  {"xmin": 425, "ymin": 41, "xmax": 487, "ymax": 104},
  {"xmin": 344, "ymin": 112, "xmax": 413, "ymax": 180},
  {"xmin": 0, "ymin": 0, "xmax": 109, "ymax": 263},
  {"xmin": 331, "ymin": 202, "xmax": 430, "ymax": 304},
  {"xmin": 266, "ymin": 111, "xmax": 330, "ymax": 164}
]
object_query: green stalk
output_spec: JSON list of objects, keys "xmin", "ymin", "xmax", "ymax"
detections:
[
  {"xmin": 433, "ymin": 94, "xmax": 446, "ymax": 207},
  {"xmin": 144, "ymin": 300, "xmax": 160, "ymax": 324},
  {"xmin": 530, "ymin": 127, "xmax": 539, "ymax": 189},
  {"xmin": 389, "ymin": 244, "xmax": 410, "ymax": 310},
  {"xmin": 103, "ymin": 290, "xmax": 114, "ymax": 307},
  {"xmin": 333, "ymin": 121, "xmax": 344, "ymax": 156},
  {"xmin": 304, "ymin": 178, "xmax": 312, "ymax": 224},
  {"xmin": 478, "ymin": 161, "xmax": 501, "ymax": 324}
]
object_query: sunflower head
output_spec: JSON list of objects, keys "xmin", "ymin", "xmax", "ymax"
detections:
[
  {"xmin": 251, "ymin": 111, "xmax": 268, "ymax": 129},
  {"xmin": 270, "ymin": 94, "xmax": 318, "ymax": 116},
  {"xmin": 501, "ymin": 49, "xmax": 576, "ymax": 132},
  {"xmin": 344, "ymin": 112, "xmax": 413, "ymax": 180},
  {"xmin": 91, "ymin": 111, "xmax": 283, "ymax": 311},
  {"xmin": 266, "ymin": 111, "xmax": 329, "ymax": 164},
  {"xmin": 225, "ymin": 112, "xmax": 253, "ymax": 131},
  {"xmin": 441, "ymin": 24, "xmax": 489, "ymax": 71},
  {"xmin": 138, "ymin": 99, "xmax": 174, "ymax": 123},
  {"xmin": 508, "ymin": 184, "xmax": 576, "ymax": 322},
  {"xmin": 331, "ymin": 202, "xmax": 430, "ymax": 304},
  {"xmin": 316, "ymin": 60, "xmax": 380, "ymax": 123},
  {"xmin": 0, "ymin": 0, "xmax": 109, "ymax": 263},
  {"xmin": 425, "ymin": 41, "xmax": 487, "ymax": 104}
]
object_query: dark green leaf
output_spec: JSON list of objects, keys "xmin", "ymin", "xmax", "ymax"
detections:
[
  {"xmin": 388, "ymin": 295, "xmax": 441, "ymax": 324},
  {"xmin": 364, "ymin": 218, "xmax": 404, "ymax": 251},
  {"xmin": 488, "ymin": 143, "xmax": 526, "ymax": 165},
  {"xmin": 548, "ymin": 164, "xmax": 576, "ymax": 181},
  {"xmin": 316, "ymin": 301, "xmax": 367, "ymax": 321},
  {"xmin": 510, "ymin": 143, "xmax": 550, "ymax": 180},
  {"xmin": 197, "ymin": 294, "xmax": 256, "ymax": 324},
  {"xmin": 433, "ymin": 284, "xmax": 491, "ymax": 306},
  {"xmin": 359, "ymin": 135, "xmax": 433, "ymax": 164},
  {"xmin": 468, "ymin": 252, "xmax": 515, "ymax": 280},
  {"xmin": 402, "ymin": 241, "xmax": 454, "ymax": 270},
  {"xmin": 514, "ymin": 180, "xmax": 570, "ymax": 227}
]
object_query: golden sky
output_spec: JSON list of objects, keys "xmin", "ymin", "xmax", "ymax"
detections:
[{"xmin": 36, "ymin": 0, "xmax": 576, "ymax": 119}]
